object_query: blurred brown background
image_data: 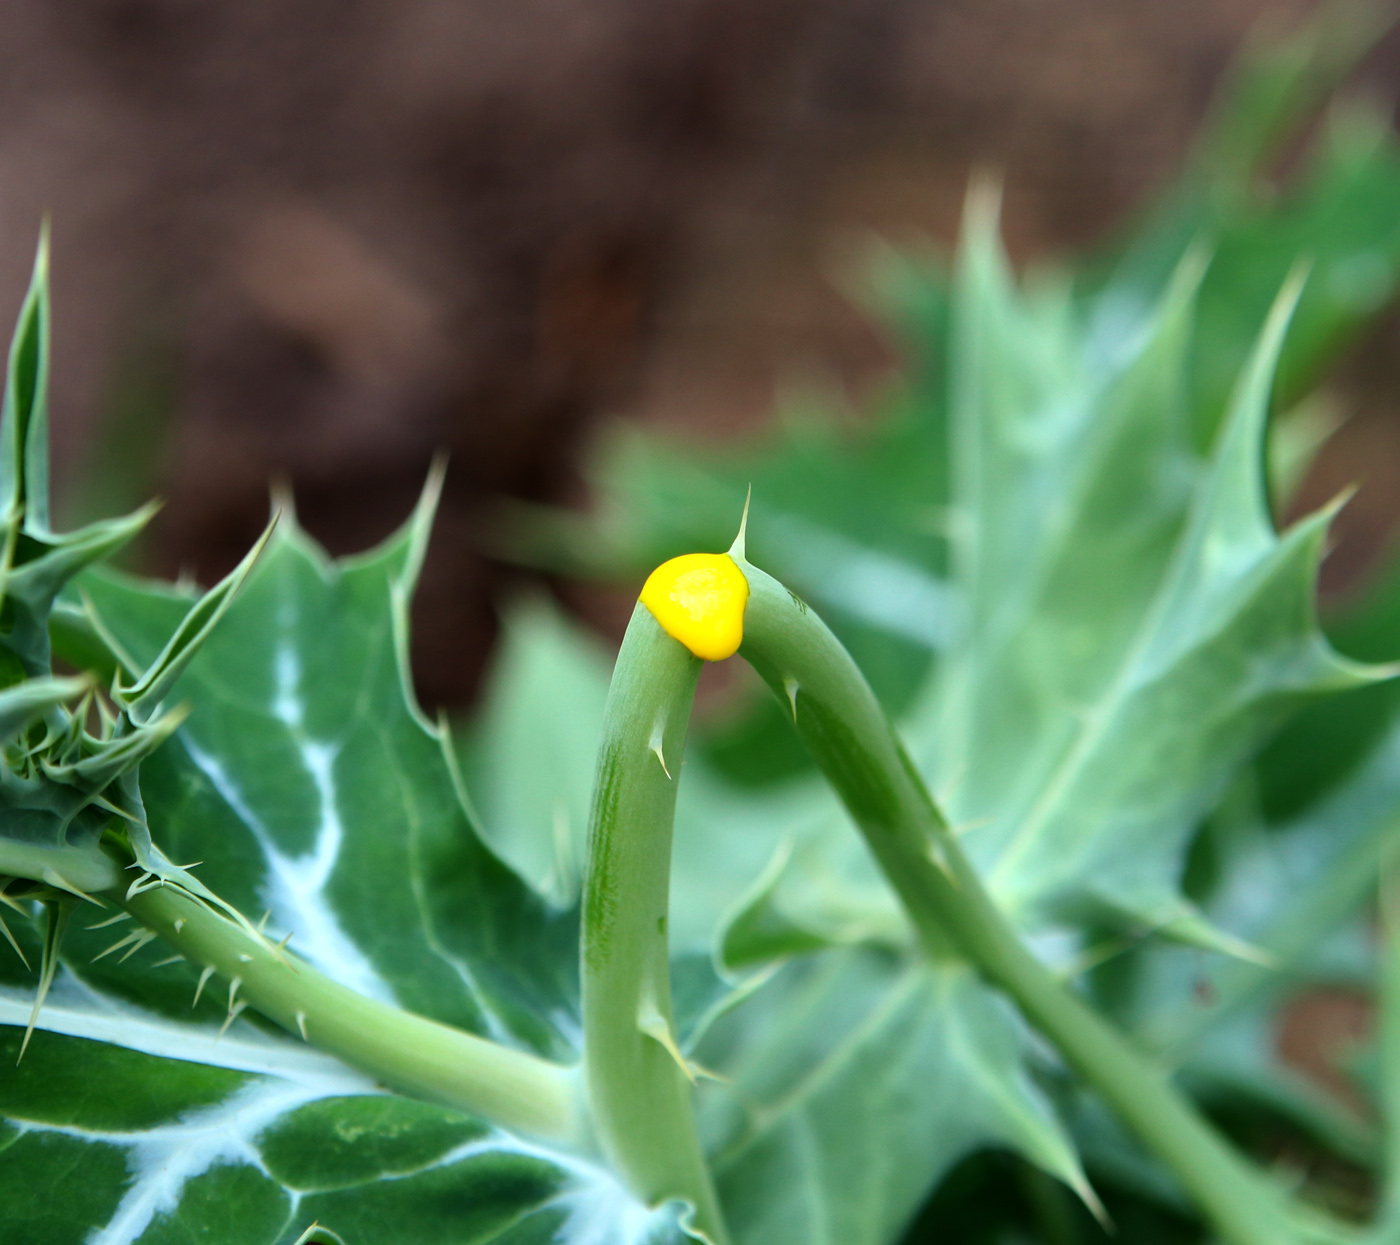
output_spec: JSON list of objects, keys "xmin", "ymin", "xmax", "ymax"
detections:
[{"xmin": 0, "ymin": 0, "xmax": 1371, "ymax": 706}]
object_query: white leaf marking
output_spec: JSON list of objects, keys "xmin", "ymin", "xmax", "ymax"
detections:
[
  {"xmin": 72, "ymin": 1077, "xmax": 332, "ymax": 1245},
  {"xmin": 182, "ymin": 734, "xmax": 396, "ymax": 1005},
  {"xmin": 0, "ymin": 977, "xmax": 373, "ymax": 1087},
  {"xmin": 420, "ymin": 1133, "xmax": 685, "ymax": 1245}
]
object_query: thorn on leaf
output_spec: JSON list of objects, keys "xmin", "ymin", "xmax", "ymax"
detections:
[
  {"xmin": 649, "ymin": 714, "xmax": 671, "ymax": 779},
  {"xmin": 216, "ymin": 976, "xmax": 245, "ymax": 1039},
  {"xmin": 193, "ymin": 963, "xmax": 216, "ymax": 1009},
  {"xmin": 20, "ymin": 899, "xmax": 73, "ymax": 1063},
  {"xmin": 86, "ymin": 911, "xmax": 130, "ymax": 931},
  {"xmin": 0, "ymin": 913, "xmax": 28, "ymax": 970}
]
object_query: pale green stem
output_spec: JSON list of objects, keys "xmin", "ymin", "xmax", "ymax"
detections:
[
  {"xmin": 581, "ymin": 602, "xmax": 729, "ymax": 1244},
  {"xmin": 737, "ymin": 557, "xmax": 1349, "ymax": 1245},
  {"xmin": 118, "ymin": 881, "xmax": 586, "ymax": 1149}
]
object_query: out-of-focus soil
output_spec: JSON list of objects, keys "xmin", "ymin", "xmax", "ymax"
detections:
[{"xmin": 0, "ymin": 0, "xmax": 1379, "ymax": 705}]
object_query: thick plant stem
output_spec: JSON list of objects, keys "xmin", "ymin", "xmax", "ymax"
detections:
[
  {"xmin": 737, "ymin": 558, "xmax": 1344, "ymax": 1245},
  {"xmin": 118, "ymin": 881, "xmax": 586, "ymax": 1149},
  {"xmin": 581, "ymin": 602, "xmax": 729, "ymax": 1244}
]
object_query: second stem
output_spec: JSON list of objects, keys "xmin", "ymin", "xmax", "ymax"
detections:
[{"xmin": 738, "ymin": 558, "xmax": 1345, "ymax": 1245}]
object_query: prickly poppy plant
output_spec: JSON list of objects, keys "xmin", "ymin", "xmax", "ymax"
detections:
[{"xmin": 11, "ymin": 10, "xmax": 1400, "ymax": 1245}]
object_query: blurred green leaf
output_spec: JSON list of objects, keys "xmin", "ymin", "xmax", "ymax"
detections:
[
  {"xmin": 462, "ymin": 598, "xmax": 611, "ymax": 909},
  {"xmin": 700, "ymin": 951, "xmax": 1093, "ymax": 1245}
]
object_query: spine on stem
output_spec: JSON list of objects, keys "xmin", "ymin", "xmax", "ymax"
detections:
[{"xmin": 580, "ymin": 554, "xmax": 747, "ymax": 1245}]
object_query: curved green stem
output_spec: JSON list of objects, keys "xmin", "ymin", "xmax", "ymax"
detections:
[
  {"xmin": 737, "ymin": 557, "xmax": 1348, "ymax": 1245},
  {"xmin": 581, "ymin": 601, "xmax": 729, "ymax": 1243},
  {"xmin": 118, "ymin": 881, "xmax": 586, "ymax": 1149}
]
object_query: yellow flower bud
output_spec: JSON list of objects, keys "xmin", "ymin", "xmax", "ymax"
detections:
[{"xmin": 639, "ymin": 552, "xmax": 749, "ymax": 661}]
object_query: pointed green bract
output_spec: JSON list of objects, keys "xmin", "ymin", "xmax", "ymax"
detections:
[
  {"xmin": 112, "ymin": 512, "xmax": 278, "ymax": 726},
  {"xmin": 0, "ymin": 675, "xmax": 86, "ymax": 743},
  {"xmin": 0, "ymin": 244, "xmax": 229, "ymax": 908},
  {"xmin": 0, "ymin": 228, "xmax": 50, "ymax": 532}
]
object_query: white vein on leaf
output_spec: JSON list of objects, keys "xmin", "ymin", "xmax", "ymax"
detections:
[
  {"xmin": 181, "ymin": 698, "xmax": 397, "ymax": 1008},
  {"xmin": 0, "ymin": 976, "xmax": 371, "ymax": 1086},
  {"xmin": 0, "ymin": 977, "xmax": 644, "ymax": 1245},
  {"xmin": 417, "ymin": 1133, "xmax": 691, "ymax": 1245},
  {"xmin": 75, "ymin": 1078, "xmax": 330, "ymax": 1245}
]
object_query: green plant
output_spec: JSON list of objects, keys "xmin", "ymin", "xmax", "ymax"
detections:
[{"xmin": 8, "ymin": 4, "xmax": 1400, "ymax": 1244}]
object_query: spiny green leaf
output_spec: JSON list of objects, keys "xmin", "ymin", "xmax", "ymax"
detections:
[
  {"xmin": 0, "ymin": 230, "xmax": 204, "ymax": 937},
  {"xmin": 899, "ymin": 208, "xmax": 1386, "ymax": 943},
  {"xmin": 77, "ymin": 499, "xmax": 579, "ymax": 1055},
  {"xmin": 5, "ymin": 501, "xmax": 699, "ymax": 1245}
]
